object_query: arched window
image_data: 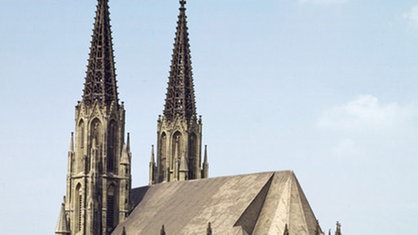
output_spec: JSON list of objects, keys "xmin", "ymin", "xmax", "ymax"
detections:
[
  {"xmin": 171, "ymin": 132, "xmax": 182, "ymax": 169},
  {"xmin": 107, "ymin": 185, "xmax": 117, "ymax": 231},
  {"xmin": 78, "ymin": 120, "xmax": 85, "ymax": 149},
  {"xmin": 107, "ymin": 120, "xmax": 117, "ymax": 172},
  {"xmin": 78, "ymin": 120, "xmax": 85, "ymax": 173},
  {"xmin": 90, "ymin": 119, "xmax": 101, "ymax": 147},
  {"xmin": 89, "ymin": 119, "xmax": 102, "ymax": 173},
  {"xmin": 188, "ymin": 133, "xmax": 197, "ymax": 179}
]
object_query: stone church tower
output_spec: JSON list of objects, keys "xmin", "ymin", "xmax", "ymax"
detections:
[
  {"xmin": 149, "ymin": 0, "xmax": 209, "ymax": 184},
  {"xmin": 55, "ymin": 0, "xmax": 131, "ymax": 234},
  {"xmin": 55, "ymin": 1, "xmax": 337, "ymax": 235}
]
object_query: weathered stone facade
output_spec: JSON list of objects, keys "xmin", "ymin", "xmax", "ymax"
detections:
[
  {"xmin": 56, "ymin": 0, "xmax": 132, "ymax": 234},
  {"xmin": 55, "ymin": 0, "xmax": 342, "ymax": 234},
  {"xmin": 152, "ymin": 115, "xmax": 206, "ymax": 183},
  {"xmin": 62, "ymin": 101, "xmax": 131, "ymax": 235}
]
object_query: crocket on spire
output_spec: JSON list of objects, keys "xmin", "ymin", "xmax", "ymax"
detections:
[
  {"xmin": 82, "ymin": 0, "xmax": 118, "ymax": 107},
  {"xmin": 163, "ymin": 0, "xmax": 196, "ymax": 121},
  {"xmin": 154, "ymin": 0, "xmax": 206, "ymax": 184}
]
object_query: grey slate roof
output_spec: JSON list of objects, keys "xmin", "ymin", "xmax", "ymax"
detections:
[{"xmin": 112, "ymin": 171, "xmax": 322, "ymax": 235}]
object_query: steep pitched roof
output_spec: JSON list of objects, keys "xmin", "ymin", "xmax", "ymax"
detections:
[
  {"xmin": 82, "ymin": 0, "xmax": 118, "ymax": 106},
  {"xmin": 163, "ymin": 0, "xmax": 197, "ymax": 121},
  {"xmin": 112, "ymin": 171, "xmax": 322, "ymax": 235}
]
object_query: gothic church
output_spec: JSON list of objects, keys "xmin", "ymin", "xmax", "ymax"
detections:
[{"xmin": 55, "ymin": 0, "xmax": 340, "ymax": 234}]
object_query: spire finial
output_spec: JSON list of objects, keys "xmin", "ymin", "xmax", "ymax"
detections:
[{"xmin": 180, "ymin": 0, "xmax": 186, "ymax": 8}]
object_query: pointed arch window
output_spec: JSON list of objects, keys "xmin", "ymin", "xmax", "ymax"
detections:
[
  {"xmin": 107, "ymin": 185, "xmax": 117, "ymax": 231},
  {"xmin": 75, "ymin": 184, "xmax": 82, "ymax": 232},
  {"xmin": 90, "ymin": 119, "xmax": 101, "ymax": 147},
  {"xmin": 171, "ymin": 132, "xmax": 182, "ymax": 169},
  {"xmin": 107, "ymin": 120, "xmax": 117, "ymax": 172},
  {"xmin": 188, "ymin": 133, "xmax": 197, "ymax": 179},
  {"xmin": 78, "ymin": 120, "xmax": 85, "ymax": 149}
]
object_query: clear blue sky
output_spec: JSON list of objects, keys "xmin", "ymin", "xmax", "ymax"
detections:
[{"xmin": 1, "ymin": 0, "xmax": 418, "ymax": 234}]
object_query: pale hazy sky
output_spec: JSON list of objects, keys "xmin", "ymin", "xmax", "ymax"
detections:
[{"xmin": 1, "ymin": 0, "xmax": 418, "ymax": 234}]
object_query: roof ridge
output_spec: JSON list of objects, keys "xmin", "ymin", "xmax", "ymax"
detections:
[
  {"xmin": 234, "ymin": 175, "xmax": 274, "ymax": 233},
  {"xmin": 131, "ymin": 170, "xmax": 294, "ymax": 190},
  {"xmin": 116, "ymin": 171, "xmax": 320, "ymax": 234}
]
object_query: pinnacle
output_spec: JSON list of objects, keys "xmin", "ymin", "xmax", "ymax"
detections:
[
  {"xmin": 203, "ymin": 145, "xmax": 208, "ymax": 164},
  {"xmin": 69, "ymin": 132, "xmax": 74, "ymax": 152},
  {"xmin": 180, "ymin": 0, "xmax": 186, "ymax": 9},
  {"xmin": 55, "ymin": 201, "xmax": 70, "ymax": 234},
  {"xmin": 150, "ymin": 145, "xmax": 155, "ymax": 163}
]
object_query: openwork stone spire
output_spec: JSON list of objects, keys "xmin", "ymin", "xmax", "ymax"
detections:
[
  {"xmin": 82, "ymin": 0, "xmax": 118, "ymax": 106},
  {"xmin": 163, "ymin": 0, "xmax": 196, "ymax": 120},
  {"xmin": 153, "ymin": 0, "xmax": 206, "ymax": 184},
  {"xmin": 56, "ymin": 1, "xmax": 131, "ymax": 234}
]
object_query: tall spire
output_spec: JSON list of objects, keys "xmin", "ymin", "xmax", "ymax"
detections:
[
  {"xmin": 163, "ymin": 0, "xmax": 196, "ymax": 120},
  {"xmin": 155, "ymin": 0, "xmax": 206, "ymax": 184},
  {"xmin": 58, "ymin": 1, "xmax": 130, "ymax": 234},
  {"xmin": 82, "ymin": 0, "xmax": 118, "ymax": 107}
]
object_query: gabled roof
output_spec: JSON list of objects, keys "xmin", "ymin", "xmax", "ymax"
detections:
[
  {"xmin": 82, "ymin": 0, "xmax": 118, "ymax": 107},
  {"xmin": 112, "ymin": 171, "xmax": 322, "ymax": 235}
]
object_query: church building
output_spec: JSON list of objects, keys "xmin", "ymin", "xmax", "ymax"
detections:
[{"xmin": 55, "ymin": 0, "xmax": 341, "ymax": 234}]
